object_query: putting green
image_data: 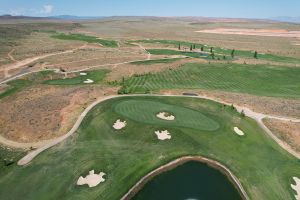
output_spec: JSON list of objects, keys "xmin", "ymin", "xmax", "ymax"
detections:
[{"xmin": 113, "ymin": 99, "xmax": 220, "ymax": 131}]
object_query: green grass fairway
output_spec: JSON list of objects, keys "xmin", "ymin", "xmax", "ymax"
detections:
[
  {"xmin": 130, "ymin": 58, "xmax": 183, "ymax": 65},
  {"xmin": 134, "ymin": 39, "xmax": 300, "ymax": 63},
  {"xmin": 44, "ymin": 69, "xmax": 109, "ymax": 85},
  {"xmin": 0, "ymin": 79, "xmax": 32, "ymax": 99},
  {"xmin": 114, "ymin": 99, "xmax": 219, "ymax": 131},
  {"xmin": 121, "ymin": 63, "xmax": 300, "ymax": 98},
  {"xmin": 0, "ymin": 96, "xmax": 299, "ymax": 200},
  {"xmin": 147, "ymin": 49, "xmax": 208, "ymax": 58},
  {"xmin": 52, "ymin": 33, "xmax": 118, "ymax": 47}
]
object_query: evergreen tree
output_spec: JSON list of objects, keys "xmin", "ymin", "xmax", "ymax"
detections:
[
  {"xmin": 178, "ymin": 43, "xmax": 181, "ymax": 50},
  {"xmin": 231, "ymin": 49, "xmax": 235, "ymax": 58},
  {"xmin": 210, "ymin": 47, "xmax": 213, "ymax": 53},
  {"xmin": 201, "ymin": 46, "xmax": 204, "ymax": 51},
  {"xmin": 254, "ymin": 51, "xmax": 258, "ymax": 59},
  {"xmin": 190, "ymin": 45, "xmax": 193, "ymax": 51}
]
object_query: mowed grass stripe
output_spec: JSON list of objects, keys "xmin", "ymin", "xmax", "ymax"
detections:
[{"xmin": 122, "ymin": 63, "xmax": 300, "ymax": 98}]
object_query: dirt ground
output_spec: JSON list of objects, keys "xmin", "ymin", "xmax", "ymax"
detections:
[
  {"xmin": 264, "ymin": 119, "xmax": 300, "ymax": 152},
  {"xmin": 160, "ymin": 89, "xmax": 300, "ymax": 119},
  {"xmin": 0, "ymin": 85, "xmax": 118, "ymax": 143},
  {"xmin": 195, "ymin": 28, "xmax": 300, "ymax": 38}
]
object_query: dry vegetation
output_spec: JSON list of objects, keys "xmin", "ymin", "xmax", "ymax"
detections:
[
  {"xmin": 264, "ymin": 119, "xmax": 300, "ymax": 152},
  {"xmin": 0, "ymin": 85, "xmax": 117, "ymax": 143}
]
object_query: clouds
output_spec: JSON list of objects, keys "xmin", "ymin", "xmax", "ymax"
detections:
[
  {"xmin": 7, "ymin": 4, "xmax": 54, "ymax": 16},
  {"xmin": 40, "ymin": 5, "xmax": 54, "ymax": 14}
]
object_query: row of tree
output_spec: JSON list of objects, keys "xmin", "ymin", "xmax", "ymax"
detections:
[{"xmin": 178, "ymin": 43, "xmax": 259, "ymax": 59}]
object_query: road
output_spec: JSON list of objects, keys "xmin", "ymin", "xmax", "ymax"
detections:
[{"xmin": 13, "ymin": 94, "xmax": 300, "ymax": 166}]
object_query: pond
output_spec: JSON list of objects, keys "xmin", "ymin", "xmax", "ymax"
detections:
[{"xmin": 132, "ymin": 161, "xmax": 242, "ymax": 200}]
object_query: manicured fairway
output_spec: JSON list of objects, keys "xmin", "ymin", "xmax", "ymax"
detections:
[
  {"xmin": 44, "ymin": 69, "xmax": 109, "ymax": 85},
  {"xmin": 52, "ymin": 33, "xmax": 118, "ymax": 47},
  {"xmin": 0, "ymin": 96, "xmax": 299, "ymax": 200},
  {"xmin": 130, "ymin": 58, "xmax": 183, "ymax": 65},
  {"xmin": 134, "ymin": 39, "xmax": 300, "ymax": 63},
  {"xmin": 122, "ymin": 63, "xmax": 300, "ymax": 98},
  {"xmin": 147, "ymin": 49, "xmax": 208, "ymax": 58}
]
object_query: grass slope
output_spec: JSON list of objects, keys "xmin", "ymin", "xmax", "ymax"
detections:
[
  {"xmin": 52, "ymin": 33, "xmax": 118, "ymax": 47},
  {"xmin": 147, "ymin": 49, "xmax": 208, "ymax": 58},
  {"xmin": 121, "ymin": 63, "xmax": 300, "ymax": 98},
  {"xmin": 0, "ymin": 96, "xmax": 299, "ymax": 200},
  {"xmin": 44, "ymin": 69, "xmax": 109, "ymax": 85},
  {"xmin": 130, "ymin": 58, "xmax": 183, "ymax": 65}
]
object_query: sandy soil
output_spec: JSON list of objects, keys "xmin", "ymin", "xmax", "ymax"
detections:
[
  {"xmin": 234, "ymin": 127, "xmax": 245, "ymax": 136},
  {"xmin": 113, "ymin": 119, "xmax": 127, "ymax": 130},
  {"xmin": 264, "ymin": 119, "xmax": 300, "ymax": 152},
  {"xmin": 291, "ymin": 177, "xmax": 300, "ymax": 200},
  {"xmin": 156, "ymin": 112, "xmax": 175, "ymax": 121},
  {"xmin": 155, "ymin": 130, "xmax": 171, "ymax": 140},
  {"xmin": 77, "ymin": 170, "xmax": 106, "ymax": 188},
  {"xmin": 196, "ymin": 28, "xmax": 300, "ymax": 38}
]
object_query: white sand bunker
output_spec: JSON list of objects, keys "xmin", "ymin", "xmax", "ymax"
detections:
[
  {"xmin": 80, "ymin": 72, "xmax": 87, "ymax": 76},
  {"xmin": 155, "ymin": 130, "xmax": 171, "ymax": 140},
  {"xmin": 156, "ymin": 112, "xmax": 175, "ymax": 121},
  {"xmin": 234, "ymin": 127, "xmax": 245, "ymax": 136},
  {"xmin": 291, "ymin": 177, "xmax": 300, "ymax": 200},
  {"xmin": 83, "ymin": 79, "xmax": 94, "ymax": 84},
  {"xmin": 77, "ymin": 170, "xmax": 106, "ymax": 188},
  {"xmin": 113, "ymin": 119, "xmax": 127, "ymax": 130}
]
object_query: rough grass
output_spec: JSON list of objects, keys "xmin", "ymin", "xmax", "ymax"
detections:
[
  {"xmin": 51, "ymin": 33, "xmax": 118, "ymax": 47},
  {"xmin": 130, "ymin": 58, "xmax": 183, "ymax": 65},
  {"xmin": 0, "ymin": 96, "xmax": 299, "ymax": 200},
  {"xmin": 121, "ymin": 63, "xmax": 300, "ymax": 98},
  {"xmin": 0, "ymin": 79, "xmax": 32, "ymax": 99},
  {"xmin": 44, "ymin": 69, "xmax": 110, "ymax": 85}
]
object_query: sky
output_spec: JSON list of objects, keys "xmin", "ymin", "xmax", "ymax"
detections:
[{"xmin": 0, "ymin": 0, "xmax": 299, "ymax": 18}]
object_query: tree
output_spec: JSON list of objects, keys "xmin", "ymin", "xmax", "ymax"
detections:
[
  {"xmin": 201, "ymin": 46, "xmax": 204, "ymax": 51},
  {"xmin": 190, "ymin": 45, "xmax": 193, "ymax": 51},
  {"xmin": 223, "ymin": 55, "xmax": 226, "ymax": 60},
  {"xmin": 231, "ymin": 49, "xmax": 235, "ymax": 58},
  {"xmin": 241, "ymin": 110, "xmax": 245, "ymax": 117},
  {"xmin": 254, "ymin": 51, "xmax": 258, "ymax": 59},
  {"xmin": 178, "ymin": 43, "xmax": 181, "ymax": 50},
  {"xmin": 210, "ymin": 47, "xmax": 213, "ymax": 53},
  {"xmin": 193, "ymin": 44, "xmax": 196, "ymax": 49},
  {"xmin": 211, "ymin": 52, "xmax": 215, "ymax": 59}
]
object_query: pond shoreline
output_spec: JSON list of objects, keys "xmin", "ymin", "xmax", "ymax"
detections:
[{"xmin": 121, "ymin": 155, "xmax": 249, "ymax": 200}]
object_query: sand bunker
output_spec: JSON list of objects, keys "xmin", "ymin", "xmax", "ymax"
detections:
[
  {"xmin": 155, "ymin": 130, "xmax": 171, "ymax": 140},
  {"xmin": 113, "ymin": 119, "xmax": 127, "ymax": 130},
  {"xmin": 80, "ymin": 72, "xmax": 87, "ymax": 76},
  {"xmin": 83, "ymin": 79, "xmax": 94, "ymax": 84},
  {"xmin": 234, "ymin": 127, "xmax": 245, "ymax": 136},
  {"xmin": 156, "ymin": 112, "xmax": 175, "ymax": 121},
  {"xmin": 77, "ymin": 170, "xmax": 106, "ymax": 188},
  {"xmin": 291, "ymin": 177, "xmax": 300, "ymax": 200},
  {"xmin": 195, "ymin": 28, "xmax": 300, "ymax": 38}
]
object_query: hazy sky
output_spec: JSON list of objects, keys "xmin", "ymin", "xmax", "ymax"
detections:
[{"xmin": 0, "ymin": 0, "xmax": 299, "ymax": 18}]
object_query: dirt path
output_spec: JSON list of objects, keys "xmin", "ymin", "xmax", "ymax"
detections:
[
  {"xmin": 0, "ymin": 45, "xmax": 86, "ymax": 79},
  {"xmin": 6, "ymin": 94, "xmax": 298, "ymax": 166},
  {"xmin": 7, "ymin": 49, "xmax": 17, "ymax": 62},
  {"xmin": 133, "ymin": 43, "xmax": 151, "ymax": 60}
]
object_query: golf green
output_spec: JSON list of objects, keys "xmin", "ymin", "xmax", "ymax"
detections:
[{"xmin": 0, "ymin": 96, "xmax": 299, "ymax": 200}]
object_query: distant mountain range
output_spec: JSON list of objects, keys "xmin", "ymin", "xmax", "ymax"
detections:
[
  {"xmin": 270, "ymin": 16, "xmax": 300, "ymax": 23},
  {"xmin": 0, "ymin": 14, "xmax": 299, "ymax": 23},
  {"xmin": 48, "ymin": 15, "xmax": 106, "ymax": 20}
]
